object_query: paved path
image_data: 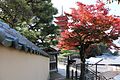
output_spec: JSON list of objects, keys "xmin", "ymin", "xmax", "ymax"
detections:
[
  {"xmin": 50, "ymin": 72, "xmax": 65, "ymax": 80},
  {"xmin": 101, "ymin": 71, "xmax": 120, "ymax": 80},
  {"xmin": 50, "ymin": 63, "xmax": 66, "ymax": 80},
  {"xmin": 58, "ymin": 63, "xmax": 81, "ymax": 76},
  {"xmin": 58, "ymin": 63, "xmax": 66, "ymax": 76}
]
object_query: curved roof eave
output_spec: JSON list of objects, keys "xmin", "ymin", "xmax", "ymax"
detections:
[{"xmin": 0, "ymin": 21, "xmax": 49, "ymax": 57}]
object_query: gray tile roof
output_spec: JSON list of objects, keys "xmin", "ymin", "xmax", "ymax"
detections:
[
  {"xmin": 0, "ymin": 21, "xmax": 49, "ymax": 57},
  {"xmin": 42, "ymin": 47, "xmax": 59, "ymax": 55}
]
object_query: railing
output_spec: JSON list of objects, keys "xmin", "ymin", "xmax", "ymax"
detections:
[
  {"xmin": 85, "ymin": 67, "xmax": 108, "ymax": 80},
  {"xmin": 70, "ymin": 64, "xmax": 108, "ymax": 80},
  {"xmin": 60, "ymin": 57, "xmax": 120, "ymax": 80}
]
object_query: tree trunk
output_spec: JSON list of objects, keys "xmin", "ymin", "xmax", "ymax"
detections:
[
  {"xmin": 66, "ymin": 56, "xmax": 70, "ymax": 79},
  {"xmin": 79, "ymin": 44, "xmax": 86, "ymax": 80},
  {"xmin": 80, "ymin": 57, "xmax": 85, "ymax": 80}
]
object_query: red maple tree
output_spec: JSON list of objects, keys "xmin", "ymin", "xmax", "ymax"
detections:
[{"xmin": 55, "ymin": 1, "xmax": 120, "ymax": 80}]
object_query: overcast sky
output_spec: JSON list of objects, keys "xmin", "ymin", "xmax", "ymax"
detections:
[{"xmin": 51, "ymin": 0, "xmax": 120, "ymax": 16}]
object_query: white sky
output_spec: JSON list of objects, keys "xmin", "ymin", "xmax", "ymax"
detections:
[{"xmin": 52, "ymin": 0, "xmax": 120, "ymax": 16}]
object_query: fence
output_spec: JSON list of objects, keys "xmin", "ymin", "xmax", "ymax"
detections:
[
  {"xmin": 69, "ymin": 64, "xmax": 109, "ymax": 80},
  {"xmin": 60, "ymin": 56, "xmax": 120, "ymax": 80}
]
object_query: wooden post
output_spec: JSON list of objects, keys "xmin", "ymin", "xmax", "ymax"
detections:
[
  {"xmin": 95, "ymin": 59, "xmax": 103, "ymax": 80},
  {"xmin": 75, "ymin": 71, "xmax": 77, "ymax": 80},
  {"xmin": 71, "ymin": 70, "xmax": 74, "ymax": 79},
  {"xmin": 96, "ymin": 64, "xmax": 97, "ymax": 80},
  {"xmin": 55, "ymin": 54, "xmax": 58, "ymax": 72},
  {"xmin": 66, "ymin": 65, "xmax": 70, "ymax": 79},
  {"xmin": 66, "ymin": 56, "xmax": 70, "ymax": 79}
]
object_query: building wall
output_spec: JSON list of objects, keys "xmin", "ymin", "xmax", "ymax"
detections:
[{"xmin": 0, "ymin": 45, "xmax": 49, "ymax": 80}]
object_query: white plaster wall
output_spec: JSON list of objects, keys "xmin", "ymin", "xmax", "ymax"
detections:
[{"xmin": 0, "ymin": 45, "xmax": 49, "ymax": 80}]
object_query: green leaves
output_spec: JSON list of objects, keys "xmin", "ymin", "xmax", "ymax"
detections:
[
  {"xmin": 0, "ymin": 0, "xmax": 59, "ymax": 47},
  {"xmin": 60, "ymin": 49, "xmax": 79, "ymax": 57},
  {"xmin": 15, "ymin": 23, "xmax": 38, "ymax": 42},
  {"xmin": 0, "ymin": 0, "xmax": 32, "ymax": 27}
]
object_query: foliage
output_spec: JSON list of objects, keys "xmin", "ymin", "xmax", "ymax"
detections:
[
  {"xmin": 0, "ymin": 0, "xmax": 59, "ymax": 47},
  {"xmin": 111, "ymin": 50, "xmax": 119, "ymax": 55},
  {"xmin": 55, "ymin": 1, "xmax": 120, "ymax": 79},
  {"xmin": 15, "ymin": 22, "xmax": 38, "ymax": 43},
  {"xmin": 56, "ymin": 1, "xmax": 120, "ymax": 51},
  {"xmin": 60, "ymin": 44, "xmax": 110, "ymax": 58},
  {"xmin": 86, "ymin": 43, "xmax": 112, "ymax": 58},
  {"xmin": 0, "ymin": 0, "xmax": 32, "ymax": 27},
  {"xmin": 107, "ymin": 0, "xmax": 120, "ymax": 4},
  {"xmin": 60, "ymin": 49, "xmax": 79, "ymax": 57},
  {"xmin": 35, "ymin": 24, "xmax": 60, "ymax": 47}
]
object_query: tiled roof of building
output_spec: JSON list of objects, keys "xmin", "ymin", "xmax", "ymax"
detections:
[
  {"xmin": 0, "ymin": 21, "xmax": 49, "ymax": 57},
  {"xmin": 42, "ymin": 47, "xmax": 59, "ymax": 55}
]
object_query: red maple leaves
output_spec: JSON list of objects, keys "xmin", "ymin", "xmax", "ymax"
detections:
[{"xmin": 55, "ymin": 1, "xmax": 120, "ymax": 50}]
